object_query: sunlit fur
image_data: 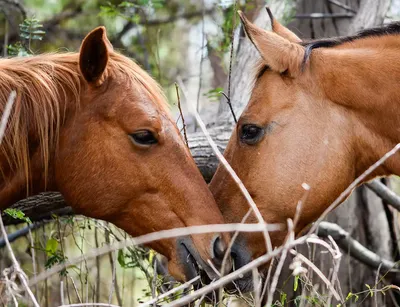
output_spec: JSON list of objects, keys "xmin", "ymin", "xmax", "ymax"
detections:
[
  {"xmin": 0, "ymin": 53, "xmax": 168, "ymax": 192},
  {"xmin": 0, "ymin": 27, "xmax": 229, "ymax": 282},
  {"xmin": 210, "ymin": 13, "xmax": 400, "ymax": 265}
]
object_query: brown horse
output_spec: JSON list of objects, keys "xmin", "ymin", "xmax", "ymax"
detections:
[
  {"xmin": 0, "ymin": 27, "xmax": 231, "ymax": 282},
  {"xmin": 209, "ymin": 10, "xmax": 400, "ymax": 289}
]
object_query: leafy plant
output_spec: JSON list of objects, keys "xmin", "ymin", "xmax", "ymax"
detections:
[
  {"xmin": 8, "ymin": 17, "xmax": 45, "ymax": 56},
  {"xmin": 4, "ymin": 208, "xmax": 32, "ymax": 224},
  {"xmin": 204, "ymin": 87, "xmax": 223, "ymax": 102},
  {"xmin": 99, "ymin": 0, "xmax": 165, "ymax": 24}
]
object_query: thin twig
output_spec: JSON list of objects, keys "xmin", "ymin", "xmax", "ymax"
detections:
[
  {"xmin": 194, "ymin": 0, "xmax": 206, "ymax": 132},
  {"xmin": 28, "ymin": 227, "xmax": 38, "ymax": 298},
  {"xmin": 220, "ymin": 91, "xmax": 237, "ymax": 123},
  {"xmin": 266, "ymin": 219, "xmax": 295, "ymax": 307},
  {"xmin": 295, "ymin": 13, "xmax": 354, "ymax": 19},
  {"xmin": 252, "ymin": 268, "xmax": 261, "ymax": 307},
  {"xmin": 227, "ymin": 0, "xmax": 237, "ymax": 109},
  {"xmin": 140, "ymin": 276, "xmax": 200, "ymax": 307},
  {"xmin": 152, "ymin": 259, "xmax": 157, "ymax": 307},
  {"xmin": 289, "ymin": 249, "xmax": 341, "ymax": 301},
  {"xmin": 175, "ymin": 83, "xmax": 188, "ymax": 147},
  {"xmin": 69, "ymin": 276, "xmax": 82, "ymax": 304},
  {"xmin": 327, "ymin": 0, "xmax": 357, "ymax": 13},
  {"xmin": 60, "ymin": 280, "xmax": 65, "ymax": 305}
]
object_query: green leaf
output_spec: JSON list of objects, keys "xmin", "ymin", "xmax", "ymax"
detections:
[
  {"xmin": 45, "ymin": 238, "xmax": 58, "ymax": 256},
  {"xmin": 4, "ymin": 208, "xmax": 32, "ymax": 224},
  {"xmin": 118, "ymin": 250, "xmax": 126, "ymax": 267},
  {"xmin": 293, "ymin": 275, "xmax": 299, "ymax": 291},
  {"xmin": 280, "ymin": 292, "xmax": 287, "ymax": 305},
  {"xmin": 365, "ymin": 284, "xmax": 374, "ymax": 297}
]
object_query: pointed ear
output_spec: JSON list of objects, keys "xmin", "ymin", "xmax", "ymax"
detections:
[
  {"xmin": 79, "ymin": 26, "xmax": 113, "ymax": 86},
  {"xmin": 238, "ymin": 11, "xmax": 305, "ymax": 77},
  {"xmin": 266, "ymin": 7, "xmax": 302, "ymax": 43}
]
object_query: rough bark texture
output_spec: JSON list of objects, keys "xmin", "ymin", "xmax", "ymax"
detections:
[{"xmin": 1, "ymin": 1, "xmax": 399, "ymax": 305}]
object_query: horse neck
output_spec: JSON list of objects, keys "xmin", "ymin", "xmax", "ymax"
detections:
[
  {"xmin": 315, "ymin": 43, "xmax": 400, "ymax": 177},
  {"xmin": 0, "ymin": 54, "xmax": 82, "ymax": 208}
]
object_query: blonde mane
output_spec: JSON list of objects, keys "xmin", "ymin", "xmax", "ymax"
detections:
[{"xmin": 0, "ymin": 51, "xmax": 168, "ymax": 191}]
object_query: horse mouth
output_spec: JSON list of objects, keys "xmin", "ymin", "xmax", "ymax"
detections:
[
  {"xmin": 180, "ymin": 242, "xmax": 203, "ymax": 282},
  {"xmin": 177, "ymin": 238, "xmax": 254, "ymax": 294}
]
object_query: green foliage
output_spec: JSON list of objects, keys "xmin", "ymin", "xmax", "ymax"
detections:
[
  {"xmin": 99, "ymin": 0, "xmax": 165, "ymax": 24},
  {"xmin": 293, "ymin": 274, "xmax": 299, "ymax": 291},
  {"xmin": 44, "ymin": 235, "xmax": 69, "ymax": 276},
  {"xmin": 365, "ymin": 284, "xmax": 374, "ymax": 297},
  {"xmin": 7, "ymin": 17, "xmax": 45, "ymax": 56},
  {"xmin": 117, "ymin": 247, "xmax": 148, "ymax": 269},
  {"xmin": 204, "ymin": 87, "xmax": 223, "ymax": 102},
  {"xmin": 345, "ymin": 291, "xmax": 360, "ymax": 303},
  {"xmin": 19, "ymin": 18, "xmax": 45, "ymax": 41},
  {"xmin": 45, "ymin": 237, "xmax": 59, "ymax": 256},
  {"xmin": 4, "ymin": 208, "xmax": 32, "ymax": 224}
]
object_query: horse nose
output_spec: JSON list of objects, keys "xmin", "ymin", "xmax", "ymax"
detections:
[
  {"xmin": 212, "ymin": 235, "xmax": 232, "ymax": 274},
  {"xmin": 213, "ymin": 235, "xmax": 227, "ymax": 259}
]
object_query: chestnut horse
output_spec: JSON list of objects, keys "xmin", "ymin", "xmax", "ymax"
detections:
[
  {"xmin": 210, "ymin": 10, "xmax": 400, "ymax": 289},
  {"xmin": 0, "ymin": 27, "xmax": 231, "ymax": 282}
]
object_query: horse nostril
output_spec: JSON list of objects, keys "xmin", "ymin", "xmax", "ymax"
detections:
[{"xmin": 213, "ymin": 236, "xmax": 227, "ymax": 260}]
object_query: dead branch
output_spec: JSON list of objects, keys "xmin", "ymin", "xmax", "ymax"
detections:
[
  {"xmin": 0, "ymin": 0, "xmax": 26, "ymax": 19},
  {"xmin": 317, "ymin": 221, "xmax": 400, "ymax": 283},
  {"xmin": 366, "ymin": 179, "xmax": 400, "ymax": 211},
  {"xmin": 0, "ymin": 223, "xmax": 40, "ymax": 248},
  {"xmin": 295, "ymin": 13, "xmax": 354, "ymax": 19}
]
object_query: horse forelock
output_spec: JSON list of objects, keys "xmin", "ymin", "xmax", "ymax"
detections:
[{"xmin": 0, "ymin": 51, "xmax": 168, "ymax": 193}]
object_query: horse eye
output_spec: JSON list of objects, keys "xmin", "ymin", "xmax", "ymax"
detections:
[
  {"xmin": 130, "ymin": 130, "xmax": 158, "ymax": 146},
  {"xmin": 240, "ymin": 124, "xmax": 264, "ymax": 145}
]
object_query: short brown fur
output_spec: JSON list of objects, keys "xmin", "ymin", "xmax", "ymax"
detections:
[{"xmin": 210, "ymin": 12, "xmax": 400, "ymax": 269}]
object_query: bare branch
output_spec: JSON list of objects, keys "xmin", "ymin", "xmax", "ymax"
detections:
[
  {"xmin": 295, "ymin": 13, "xmax": 354, "ymax": 19},
  {"xmin": 327, "ymin": 0, "xmax": 357, "ymax": 13},
  {"xmin": 0, "ymin": 223, "xmax": 40, "ymax": 248},
  {"xmin": 317, "ymin": 221, "xmax": 400, "ymax": 282},
  {"xmin": 366, "ymin": 179, "xmax": 400, "ymax": 211}
]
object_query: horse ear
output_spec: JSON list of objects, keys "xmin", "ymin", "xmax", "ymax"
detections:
[
  {"xmin": 79, "ymin": 26, "xmax": 113, "ymax": 86},
  {"xmin": 238, "ymin": 11, "xmax": 305, "ymax": 77},
  {"xmin": 266, "ymin": 7, "xmax": 302, "ymax": 43}
]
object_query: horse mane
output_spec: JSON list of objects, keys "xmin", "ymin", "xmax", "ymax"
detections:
[
  {"xmin": 0, "ymin": 51, "xmax": 167, "ymax": 191},
  {"xmin": 253, "ymin": 21, "xmax": 400, "ymax": 82},
  {"xmin": 302, "ymin": 21, "xmax": 400, "ymax": 66}
]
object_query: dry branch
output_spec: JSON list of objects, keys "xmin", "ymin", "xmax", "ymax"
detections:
[
  {"xmin": 366, "ymin": 179, "xmax": 400, "ymax": 211},
  {"xmin": 317, "ymin": 221, "xmax": 400, "ymax": 279}
]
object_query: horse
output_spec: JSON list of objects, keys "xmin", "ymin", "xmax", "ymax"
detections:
[
  {"xmin": 0, "ymin": 26, "xmax": 231, "ymax": 282},
  {"xmin": 209, "ymin": 9, "xmax": 400, "ymax": 291}
]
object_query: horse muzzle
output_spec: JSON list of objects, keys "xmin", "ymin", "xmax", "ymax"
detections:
[{"xmin": 176, "ymin": 236, "xmax": 232, "ymax": 283}]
